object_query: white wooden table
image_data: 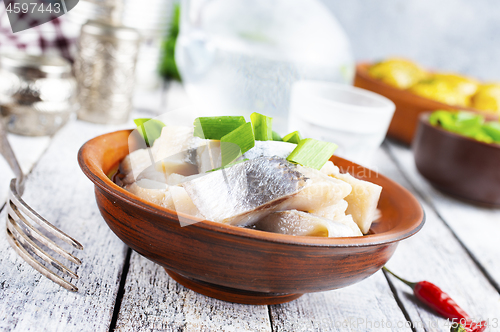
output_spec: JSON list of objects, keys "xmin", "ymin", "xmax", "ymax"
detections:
[{"xmin": 1, "ymin": 84, "xmax": 500, "ymax": 332}]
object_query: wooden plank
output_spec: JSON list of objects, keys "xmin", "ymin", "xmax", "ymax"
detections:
[
  {"xmin": 0, "ymin": 119, "xmax": 133, "ymax": 332},
  {"xmin": 115, "ymin": 251, "xmax": 272, "ymax": 332},
  {"xmin": 386, "ymin": 140, "xmax": 500, "ymax": 291},
  {"xmin": 377, "ymin": 145, "xmax": 500, "ymax": 332},
  {"xmin": 270, "ymin": 271, "xmax": 412, "ymax": 332}
]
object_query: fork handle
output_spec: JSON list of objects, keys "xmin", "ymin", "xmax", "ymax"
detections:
[{"xmin": 0, "ymin": 122, "xmax": 24, "ymax": 192}]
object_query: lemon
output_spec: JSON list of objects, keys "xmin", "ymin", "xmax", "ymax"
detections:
[
  {"xmin": 471, "ymin": 83, "xmax": 500, "ymax": 114},
  {"xmin": 408, "ymin": 79, "xmax": 470, "ymax": 107},
  {"xmin": 368, "ymin": 58, "xmax": 428, "ymax": 89},
  {"xmin": 432, "ymin": 73, "xmax": 479, "ymax": 96}
]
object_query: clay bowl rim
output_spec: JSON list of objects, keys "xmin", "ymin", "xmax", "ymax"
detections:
[
  {"xmin": 78, "ymin": 129, "xmax": 425, "ymax": 248},
  {"xmin": 356, "ymin": 62, "xmax": 499, "ymax": 119},
  {"xmin": 417, "ymin": 111, "xmax": 500, "ymax": 151}
]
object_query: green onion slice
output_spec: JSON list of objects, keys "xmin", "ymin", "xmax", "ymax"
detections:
[
  {"xmin": 429, "ymin": 110, "xmax": 498, "ymax": 144},
  {"xmin": 429, "ymin": 110, "xmax": 456, "ymax": 129},
  {"xmin": 483, "ymin": 122, "xmax": 500, "ymax": 142},
  {"xmin": 220, "ymin": 122, "xmax": 255, "ymax": 166},
  {"xmin": 287, "ymin": 138, "xmax": 338, "ymax": 170},
  {"xmin": 455, "ymin": 111, "xmax": 484, "ymax": 127},
  {"xmin": 134, "ymin": 118, "xmax": 166, "ymax": 147},
  {"xmin": 283, "ymin": 131, "xmax": 302, "ymax": 144},
  {"xmin": 250, "ymin": 112, "xmax": 273, "ymax": 141},
  {"xmin": 193, "ymin": 116, "xmax": 246, "ymax": 140}
]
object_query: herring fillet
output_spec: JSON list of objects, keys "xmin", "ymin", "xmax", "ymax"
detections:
[
  {"xmin": 289, "ymin": 166, "xmax": 352, "ymax": 211},
  {"xmin": 242, "ymin": 140, "xmax": 297, "ymax": 160},
  {"xmin": 253, "ymin": 210, "xmax": 362, "ymax": 237},
  {"xmin": 182, "ymin": 157, "xmax": 308, "ymax": 226},
  {"xmin": 121, "ymin": 126, "xmax": 202, "ymax": 184},
  {"xmin": 320, "ymin": 161, "xmax": 382, "ymax": 234}
]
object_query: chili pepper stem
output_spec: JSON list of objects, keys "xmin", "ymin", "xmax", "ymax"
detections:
[{"xmin": 383, "ymin": 266, "xmax": 417, "ymax": 289}]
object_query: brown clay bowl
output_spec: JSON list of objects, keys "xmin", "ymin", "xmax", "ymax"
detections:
[
  {"xmin": 354, "ymin": 62, "xmax": 498, "ymax": 145},
  {"xmin": 78, "ymin": 129, "xmax": 425, "ymax": 305},
  {"xmin": 413, "ymin": 113, "xmax": 500, "ymax": 207}
]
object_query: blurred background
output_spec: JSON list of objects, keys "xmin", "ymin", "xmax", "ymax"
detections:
[
  {"xmin": 1, "ymin": 0, "xmax": 499, "ymax": 164},
  {"xmin": 3, "ymin": 0, "xmax": 500, "ymax": 78},
  {"xmin": 326, "ymin": 0, "xmax": 500, "ymax": 80}
]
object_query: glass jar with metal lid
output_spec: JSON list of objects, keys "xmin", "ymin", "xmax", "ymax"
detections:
[
  {"xmin": 0, "ymin": 53, "xmax": 77, "ymax": 136},
  {"xmin": 74, "ymin": 19, "xmax": 141, "ymax": 124}
]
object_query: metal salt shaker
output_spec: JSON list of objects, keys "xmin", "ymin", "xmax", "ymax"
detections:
[
  {"xmin": 75, "ymin": 19, "xmax": 140, "ymax": 124},
  {"xmin": 0, "ymin": 54, "xmax": 77, "ymax": 136}
]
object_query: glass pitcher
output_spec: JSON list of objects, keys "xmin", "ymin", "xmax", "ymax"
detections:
[{"xmin": 175, "ymin": 0, "xmax": 354, "ymax": 133}]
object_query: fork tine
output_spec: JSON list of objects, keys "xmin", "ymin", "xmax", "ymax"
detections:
[
  {"xmin": 6, "ymin": 225, "xmax": 78, "ymax": 292},
  {"xmin": 9, "ymin": 179, "xmax": 84, "ymax": 250},
  {"xmin": 8, "ymin": 202, "xmax": 82, "ymax": 265},
  {"xmin": 7, "ymin": 214, "xmax": 79, "ymax": 279}
]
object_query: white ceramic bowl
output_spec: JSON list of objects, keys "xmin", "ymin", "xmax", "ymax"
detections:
[{"xmin": 289, "ymin": 80, "xmax": 395, "ymax": 165}]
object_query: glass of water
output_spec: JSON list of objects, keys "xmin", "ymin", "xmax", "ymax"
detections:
[{"xmin": 288, "ymin": 80, "xmax": 395, "ymax": 166}]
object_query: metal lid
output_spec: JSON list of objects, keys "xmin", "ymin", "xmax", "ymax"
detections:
[
  {"xmin": 81, "ymin": 20, "xmax": 141, "ymax": 41},
  {"xmin": 0, "ymin": 53, "xmax": 72, "ymax": 78}
]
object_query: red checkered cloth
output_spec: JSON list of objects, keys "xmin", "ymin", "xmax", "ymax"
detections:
[{"xmin": 0, "ymin": 3, "xmax": 78, "ymax": 61}]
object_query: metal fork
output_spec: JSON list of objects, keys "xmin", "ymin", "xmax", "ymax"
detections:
[{"xmin": 0, "ymin": 123, "xmax": 83, "ymax": 292}]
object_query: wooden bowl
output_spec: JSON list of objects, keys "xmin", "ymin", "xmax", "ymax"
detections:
[
  {"xmin": 413, "ymin": 113, "xmax": 500, "ymax": 207},
  {"xmin": 354, "ymin": 63, "xmax": 498, "ymax": 145},
  {"xmin": 78, "ymin": 129, "xmax": 425, "ymax": 305}
]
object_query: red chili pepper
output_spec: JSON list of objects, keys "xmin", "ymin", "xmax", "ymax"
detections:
[
  {"xmin": 383, "ymin": 267, "xmax": 487, "ymax": 332},
  {"xmin": 412, "ymin": 280, "xmax": 469, "ymax": 320}
]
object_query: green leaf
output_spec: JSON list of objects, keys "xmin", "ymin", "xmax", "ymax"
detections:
[
  {"xmin": 193, "ymin": 116, "xmax": 246, "ymax": 140},
  {"xmin": 283, "ymin": 131, "xmax": 302, "ymax": 144},
  {"xmin": 430, "ymin": 110, "xmax": 500, "ymax": 145},
  {"xmin": 220, "ymin": 122, "xmax": 255, "ymax": 166},
  {"xmin": 250, "ymin": 112, "xmax": 273, "ymax": 141},
  {"xmin": 272, "ymin": 131, "xmax": 283, "ymax": 141},
  {"xmin": 471, "ymin": 131, "xmax": 494, "ymax": 144},
  {"xmin": 287, "ymin": 138, "xmax": 338, "ymax": 170},
  {"xmin": 134, "ymin": 118, "xmax": 166, "ymax": 147},
  {"xmin": 455, "ymin": 111, "xmax": 484, "ymax": 127}
]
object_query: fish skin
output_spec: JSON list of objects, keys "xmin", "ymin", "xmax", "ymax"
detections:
[
  {"xmin": 182, "ymin": 157, "xmax": 309, "ymax": 226},
  {"xmin": 242, "ymin": 141, "xmax": 297, "ymax": 160},
  {"xmin": 253, "ymin": 210, "xmax": 362, "ymax": 237}
]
